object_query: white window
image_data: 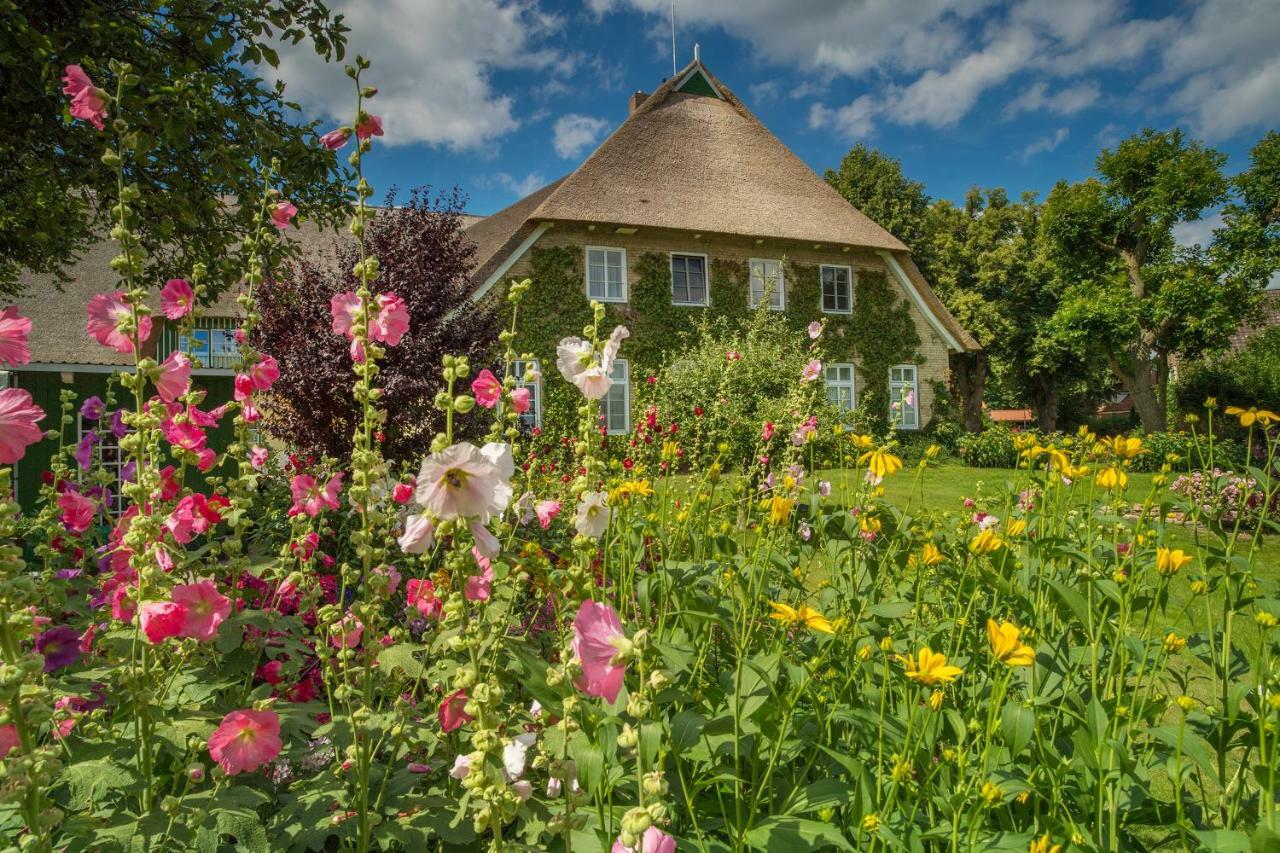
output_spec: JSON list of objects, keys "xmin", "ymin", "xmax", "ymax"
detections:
[
  {"xmin": 586, "ymin": 247, "xmax": 627, "ymax": 302},
  {"xmin": 78, "ymin": 410, "xmax": 127, "ymax": 516},
  {"xmin": 511, "ymin": 359, "xmax": 542, "ymax": 430},
  {"xmin": 670, "ymin": 253, "xmax": 709, "ymax": 306},
  {"xmin": 177, "ymin": 326, "xmax": 237, "ymax": 368},
  {"xmin": 889, "ymin": 364, "xmax": 919, "ymax": 430},
  {"xmin": 600, "ymin": 359, "xmax": 631, "ymax": 435},
  {"xmin": 748, "ymin": 259, "xmax": 784, "ymax": 310},
  {"xmin": 821, "ymin": 265, "xmax": 853, "ymax": 314},
  {"xmin": 824, "ymin": 363, "xmax": 856, "ymax": 411}
]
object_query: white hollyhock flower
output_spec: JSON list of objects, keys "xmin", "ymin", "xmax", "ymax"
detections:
[
  {"xmin": 574, "ymin": 491, "xmax": 611, "ymax": 539},
  {"xmin": 574, "ymin": 365, "xmax": 612, "ymax": 400},
  {"xmin": 556, "ymin": 337, "xmax": 594, "ymax": 383},
  {"xmin": 449, "ymin": 754, "xmax": 472, "ymax": 779},
  {"xmin": 414, "ymin": 442, "xmax": 513, "ymax": 521},
  {"xmin": 502, "ymin": 732, "xmax": 537, "ymax": 779},
  {"xmin": 397, "ymin": 514, "xmax": 435, "ymax": 554},
  {"xmin": 600, "ymin": 325, "xmax": 630, "ymax": 372}
]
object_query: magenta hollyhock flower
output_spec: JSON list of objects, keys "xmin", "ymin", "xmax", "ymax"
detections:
[
  {"xmin": 464, "ymin": 548, "xmax": 495, "ymax": 602},
  {"xmin": 471, "ymin": 369, "xmax": 502, "ymax": 409},
  {"xmin": 172, "ymin": 580, "xmax": 231, "ymax": 642},
  {"xmin": 249, "ymin": 446, "xmax": 269, "ymax": 469},
  {"xmin": 58, "ymin": 490, "xmax": 96, "ymax": 534},
  {"xmin": 0, "ymin": 387, "xmax": 45, "ymax": 464},
  {"xmin": 208, "ymin": 709, "xmax": 283, "ymax": 775},
  {"xmin": 154, "ymin": 351, "xmax": 193, "ymax": 402},
  {"xmin": 355, "ymin": 114, "xmax": 383, "ymax": 140},
  {"xmin": 271, "ymin": 201, "xmax": 297, "ymax": 229},
  {"xmin": 0, "ymin": 306, "xmax": 32, "ymax": 367},
  {"xmin": 535, "ymin": 499, "xmax": 561, "ymax": 530},
  {"xmin": 73, "ymin": 432, "xmax": 97, "ymax": 470},
  {"xmin": 439, "ymin": 689, "xmax": 473, "ymax": 733},
  {"xmin": 249, "ymin": 354, "xmax": 280, "ymax": 390},
  {"xmin": 370, "ymin": 292, "xmax": 409, "ymax": 345},
  {"xmin": 36, "ymin": 625, "xmax": 82, "ymax": 672},
  {"xmin": 80, "ymin": 396, "xmax": 105, "ymax": 421},
  {"xmin": 87, "ymin": 291, "xmax": 151, "ymax": 353},
  {"xmin": 330, "ymin": 291, "xmax": 361, "ymax": 339},
  {"xmin": 511, "ymin": 387, "xmax": 531, "ymax": 414},
  {"xmin": 573, "ymin": 600, "xmax": 627, "ymax": 703},
  {"xmin": 800, "ymin": 359, "xmax": 822, "ymax": 383},
  {"xmin": 392, "ymin": 481, "xmax": 414, "ymax": 504},
  {"xmin": 159, "ymin": 279, "xmax": 196, "ymax": 320},
  {"xmin": 405, "ymin": 577, "xmax": 442, "ymax": 618},
  {"xmin": 138, "ymin": 601, "xmax": 186, "ymax": 644},
  {"xmin": 62, "ymin": 65, "xmax": 108, "ymax": 130},
  {"xmin": 761, "ymin": 421, "xmax": 775, "ymax": 442},
  {"xmin": 319, "ymin": 127, "xmax": 351, "ymax": 150},
  {"xmin": 288, "ymin": 472, "xmax": 343, "ymax": 517},
  {"xmin": 0, "ymin": 724, "xmax": 17, "ymax": 758}
]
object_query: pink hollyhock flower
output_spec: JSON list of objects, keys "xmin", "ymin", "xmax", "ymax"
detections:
[
  {"xmin": 62, "ymin": 65, "xmax": 108, "ymax": 130},
  {"xmin": 374, "ymin": 564, "xmax": 402, "ymax": 596},
  {"xmin": 573, "ymin": 600, "xmax": 627, "ymax": 703},
  {"xmin": 330, "ymin": 291, "xmax": 360, "ymax": 338},
  {"xmin": 110, "ymin": 585, "xmax": 136, "ymax": 622},
  {"xmin": 233, "ymin": 373, "xmax": 253, "ymax": 402},
  {"xmin": 172, "ymin": 580, "xmax": 231, "ymax": 642},
  {"xmin": 464, "ymin": 548, "xmax": 494, "ymax": 602},
  {"xmin": 271, "ymin": 201, "xmax": 297, "ymax": 229},
  {"xmin": 535, "ymin": 500, "xmax": 561, "ymax": 530},
  {"xmin": 139, "ymin": 601, "xmax": 186, "ymax": 644},
  {"xmin": 415, "ymin": 442, "xmax": 513, "ymax": 522},
  {"xmin": 761, "ymin": 421, "xmax": 775, "ymax": 442},
  {"xmin": 800, "ymin": 359, "xmax": 822, "ymax": 383},
  {"xmin": 726, "ymin": 350, "xmax": 742, "ymax": 362},
  {"xmin": 165, "ymin": 493, "xmax": 224, "ymax": 544},
  {"xmin": 471, "ymin": 369, "xmax": 502, "ymax": 409},
  {"xmin": 330, "ymin": 614, "xmax": 363, "ymax": 649},
  {"xmin": 612, "ymin": 827, "xmax": 677, "ymax": 853},
  {"xmin": 355, "ymin": 114, "xmax": 383, "ymax": 140},
  {"xmin": 289, "ymin": 472, "xmax": 343, "ymax": 517},
  {"xmin": 439, "ymin": 689, "xmax": 473, "ymax": 733},
  {"xmin": 58, "ymin": 491, "xmax": 96, "ymax": 534},
  {"xmin": 406, "ymin": 577, "xmax": 442, "ymax": 618},
  {"xmin": 371, "ymin": 293, "xmax": 409, "ymax": 345},
  {"xmin": 808, "ymin": 320, "xmax": 823, "ymax": 339},
  {"xmin": 87, "ymin": 291, "xmax": 151, "ymax": 354},
  {"xmin": 208, "ymin": 709, "xmax": 283, "ymax": 776},
  {"xmin": 398, "ymin": 514, "xmax": 435, "ymax": 554},
  {"xmin": 319, "ymin": 127, "xmax": 351, "ymax": 150},
  {"xmin": 511, "ymin": 387, "xmax": 531, "ymax": 414},
  {"xmin": 0, "ymin": 724, "xmax": 18, "ymax": 758},
  {"xmin": 392, "ymin": 481, "xmax": 414, "ymax": 504},
  {"xmin": 249, "ymin": 446, "xmax": 269, "ymax": 469},
  {"xmin": 159, "ymin": 279, "xmax": 195, "ymax": 320},
  {"xmin": 0, "ymin": 387, "xmax": 45, "ymax": 463},
  {"xmin": 154, "ymin": 351, "xmax": 193, "ymax": 402},
  {"xmin": 0, "ymin": 306, "xmax": 32, "ymax": 366},
  {"xmin": 818, "ymin": 480, "xmax": 832, "ymax": 497},
  {"xmin": 249, "ymin": 354, "xmax": 279, "ymax": 390}
]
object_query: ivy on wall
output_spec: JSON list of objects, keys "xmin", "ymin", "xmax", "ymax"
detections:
[{"xmin": 496, "ymin": 246, "xmax": 922, "ymax": 440}]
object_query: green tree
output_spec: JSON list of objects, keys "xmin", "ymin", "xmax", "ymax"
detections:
[
  {"xmin": 1041, "ymin": 129, "xmax": 1238, "ymax": 431},
  {"xmin": 1215, "ymin": 131, "xmax": 1280, "ymax": 298},
  {"xmin": 824, "ymin": 144, "xmax": 932, "ymax": 264},
  {"xmin": 0, "ymin": 0, "xmax": 351, "ymax": 296}
]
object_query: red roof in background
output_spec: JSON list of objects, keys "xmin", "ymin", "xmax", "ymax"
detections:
[{"xmin": 989, "ymin": 409, "xmax": 1033, "ymax": 422}]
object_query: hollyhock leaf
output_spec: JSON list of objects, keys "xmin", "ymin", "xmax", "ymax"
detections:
[
  {"xmin": 567, "ymin": 734, "xmax": 604, "ymax": 795},
  {"xmin": 376, "ymin": 643, "xmax": 427, "ymax": 679},
  {"xmin": 61, "ymin": 759, "xmax": 142, "ymax": 812}
]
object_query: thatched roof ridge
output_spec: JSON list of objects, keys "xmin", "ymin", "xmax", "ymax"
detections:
[{"xmin": 528, "ymin": 60, "xmax": 907, "ymax": 252}]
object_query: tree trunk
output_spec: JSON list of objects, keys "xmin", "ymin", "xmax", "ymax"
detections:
[
  {"xmin": 1127, "ymin": 352, "xmax": 1167, "ymax": 432},
  {"xmin": 950, "ymin": 351, "xmax": 986, "ymax": 432},
  {"xmin": 1029, "ymin": 375, "xmax": 1060, "ymax": 433}
]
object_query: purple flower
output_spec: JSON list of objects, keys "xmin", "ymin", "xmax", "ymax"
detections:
[
  {"xmin": 80, "ymin": 396, "xmax": 105, "ymax": 421},
  {"xmin": 110, "ymin": 409, "xmax": 128, "ymax": 439},
  {"xmin": 37, "ymin": 625, "xmax": 82, "ymax": 672},
  {"xmin": 120, "ymin": 460, "xmax": 136, "ymax": 483},
  {"xmin": 73, "ymin": 433, "xmax": 98, "ymax": 470}
]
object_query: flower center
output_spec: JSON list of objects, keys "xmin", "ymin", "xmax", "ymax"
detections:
[{"xmin": 443, "ymin": 467, "xmax": 467, "ymax": 491}]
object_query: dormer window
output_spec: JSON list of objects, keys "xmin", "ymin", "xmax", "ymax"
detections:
[{"xmin": 585, "ymin": 247, "xmax": 627, "ymax": 302}]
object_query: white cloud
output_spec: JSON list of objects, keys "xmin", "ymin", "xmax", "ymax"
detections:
[
  {"xmin": 1003, "ymin": 80, "xmax": 1099, "ymax": 118},
  {"xmin": 479, "ymin": 172, "xmax": 547, "ymax": 198},
  {"xmin": 809, "ymin": 95, "xmax": 880, "ymax": 139},
  {"xmin": 1019, "ymin": 127, "xmax": 1069, "ymax": 160},
  {"xmin": 552, "ymin": 114, "xmax": 610, "ymax": 159},
  {"xmin": 269, "ymin": 0, "xmax": 564, "ymax": 151},
  {"xmin": 1171, "ymin": 210, "xmax": 1224, "ymax": 249},
  {"xmin": 893, "ymin": 28, "xmax": 1037, "ymax": 127}
]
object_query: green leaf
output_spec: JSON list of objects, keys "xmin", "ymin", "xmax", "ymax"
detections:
[
  {"xmin": 743, "ymin": 817, "xmax": 854, "ymax": 851},
  {"xmin": 59, "ymin": 759, "xmax": 141, "ymax": 812},
  {"xmin": 784, "ymin": 779, "xmax": 854, "ymax": 815},
  {"xmin": 1000, "ymin": 703, "xmax": 1034, "ymax": 757},
  {"xmin": 669, "ymin": 710, "xmax": 706, "ymax": 752},
  {"xmin": 376, "ymin": 643, "xmax": 427, "ymax": 679}
]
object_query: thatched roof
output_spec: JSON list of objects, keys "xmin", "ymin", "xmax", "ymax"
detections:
[
  {"xmin": 464, "ymin": 178, "xmax": 564, "ymax": 289},
  {"xmin": 529, "ymin": 62, "xmax": 907, "ymax": 252}
]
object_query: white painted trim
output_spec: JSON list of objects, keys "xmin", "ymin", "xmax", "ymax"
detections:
[
  {"xmin": 747, "ymin": 258, "xmax": 785, "ymax": 311},
  {"xmin": 889, "ymin": 363, "xmax": 920, "ymax": 431},
  {"xmin": 17, "ymin": 363, "xmax": 234, "ymax": 377},
  {"xmin": 674, "ymin": 65, "xmax": 722, "ymax": 99},
  {"xmin": 511, "ymin": 358, "xmax": 543, "ymax": 430},
  {"xmin": 824, "ymin": 362, "xmax": 857, "ymax": 412},
  {"xmin": 819, "ymin": 264, "xmax": 854, "ymax": 315},
  {"xmin": 584, "ymin": 245, "xmax": 629, "ymax": 303},
  {"xmin": 877, "ymin": 251, "xmax": 963, "ymax": 353},
  {"xmin": 470, "ymin": 223, "xmax": 552, "ymax": 304},
  {"xmin": 669, "ymin": 251, "xmax": 710, "ymax": 307},
  {"xmin": 602, "ymin": 358, "xmax": 631, "ymax": 435}
]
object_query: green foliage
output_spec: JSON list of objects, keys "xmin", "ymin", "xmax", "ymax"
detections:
[
  {"xmin": 1174, "ymin": 326, "xmax": 1280, "ymax": 425},
  {"xmin": 956, "ymin": 423, "xmax": 1025, "ymax": 468},
  {"xmin": 0, "ymin": 0, "xmax": 352, "ymax": 295},
  {"xmin": 1126, "ymin": 430, "xmax": 1248, "ymax": 473},
  {"xmin": 824, "ymin": 144, "xmax": 931, "ymax": 261}
]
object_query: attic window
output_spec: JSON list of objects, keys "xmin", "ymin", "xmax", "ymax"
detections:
[{"xmin": 675, "ymin": 68, "xmax": 721, "ymax": 99}]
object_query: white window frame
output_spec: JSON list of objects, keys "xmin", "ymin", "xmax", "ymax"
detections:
[
  {"xmin": 600, "ymin": 358, "xmax": 631, "ymax": 435},
  {"xmin": 889, "ymin": 364, "xmax": 920, "ymax": 430},
  {"xmin": 820, "ymin": 264, "xmax": 854, "ymax": 315},
  {"xmin": 78, "ymin": 409, "xmax": 127, "ymax": 516},
  {"xmin": 510, "ymin": 358, "xmax": 542, "ymax": 430},
  {"xmin": 585, "ymin": 246, "xmax": 628, "ymax": 303},
  {"xmin": 669, "ymin": 252, "xmax": 710, "ymax": 307},
  {"xmin": 824, "ymin": 363, "xmax": 857, "ymax": 412},
  {"xmin": 748, "ymin": 258, "xmax": 785, "ymax": 311}
]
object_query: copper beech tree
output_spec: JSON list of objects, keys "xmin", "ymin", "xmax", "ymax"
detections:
[{"xmin": 254, "ymin": 187, "xmax": 497, "ymax": 464}]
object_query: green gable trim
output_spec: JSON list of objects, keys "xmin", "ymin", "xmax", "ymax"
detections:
[{"xmin": 676, "ymin": 69, "xmax": 720, "ymax": 99}]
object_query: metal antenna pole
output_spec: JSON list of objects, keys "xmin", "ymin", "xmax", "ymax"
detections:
[{"xmin": 671, "ymin": 2, "xmax": 677, "ymax": 76}]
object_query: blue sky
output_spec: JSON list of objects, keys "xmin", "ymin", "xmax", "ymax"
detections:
[{"xmin": 271, "ymin": 0, "xmax": 1279, "ymax": 237}]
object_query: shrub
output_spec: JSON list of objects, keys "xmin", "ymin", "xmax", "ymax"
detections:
[
  {"xmin": 956, "ymin": 423, "xmax": 1027, "ymax": 468},
  {"xmin": 1175, "ymin": 325, "xmax": 1280, "ymax": 428}
]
